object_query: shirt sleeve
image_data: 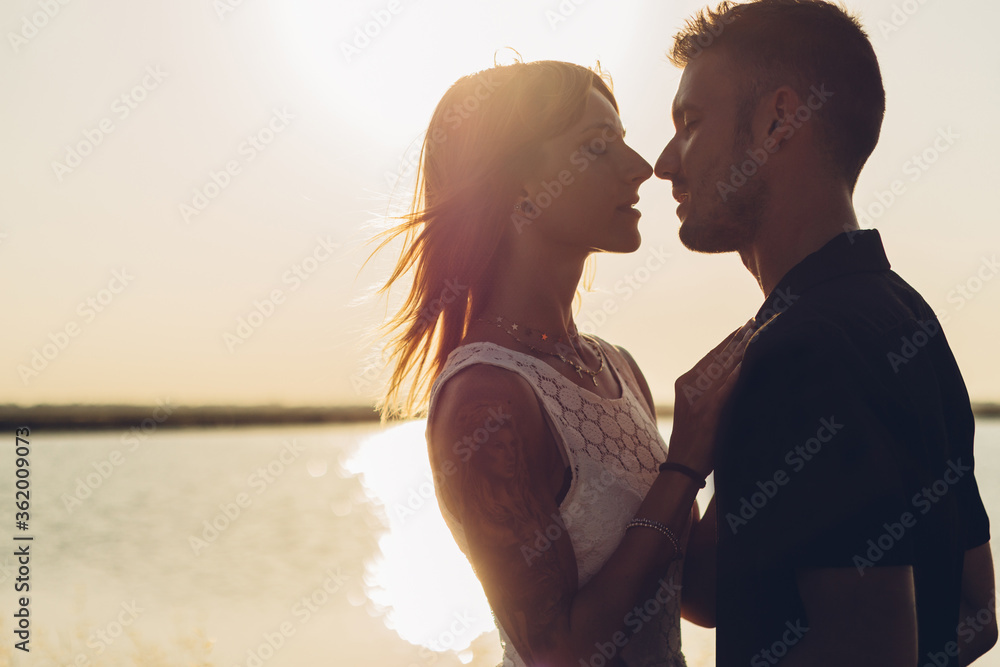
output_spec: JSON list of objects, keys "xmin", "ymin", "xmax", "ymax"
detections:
[
  {"xmin": 889, "ymin": 314, "xmax": 991, "ymax": 552},
  {"xmin": 934, "ymin": 336, "xmax": 991, "ymax": 550}
]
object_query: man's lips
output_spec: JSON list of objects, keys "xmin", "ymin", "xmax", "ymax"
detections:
[{"xmin": 672, "ymin": 190, "xmax": 689, "ymax": 204}]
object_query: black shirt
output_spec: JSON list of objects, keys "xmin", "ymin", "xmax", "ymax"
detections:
[{"xmin": 714, "ymin": 230, "xmax": 990, "ymax": 666}]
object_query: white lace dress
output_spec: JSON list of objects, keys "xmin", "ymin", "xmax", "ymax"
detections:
[{"xmin": 426, "ymin": 339, "xmax": 688, "ymax": 667}]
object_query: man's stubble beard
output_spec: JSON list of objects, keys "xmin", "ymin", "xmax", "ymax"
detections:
[{"xmin": 678, "ymin": 143, "xmax": 766, "ymax": 254}]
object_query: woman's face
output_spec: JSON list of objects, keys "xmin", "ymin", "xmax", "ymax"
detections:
[{"xmin": 515, "ymin": 87, "xmax": 654, "ymax": 255}]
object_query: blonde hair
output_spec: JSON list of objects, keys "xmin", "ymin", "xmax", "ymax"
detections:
[{"xmin": 371, "ymin": 60, "xmax": 616, "ymax": 420}]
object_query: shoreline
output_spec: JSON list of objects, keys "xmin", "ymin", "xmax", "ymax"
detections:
[{"xmin": 2, "ymin": 402, "xmax": 1000, "ymax": 431}]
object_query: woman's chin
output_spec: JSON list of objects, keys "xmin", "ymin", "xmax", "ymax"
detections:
[{"xmin": 605, "ymin": 230, "xmax": 642, "ymax": 254}]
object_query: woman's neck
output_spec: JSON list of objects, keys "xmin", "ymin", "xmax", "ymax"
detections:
[{"xmin": 479, "ymin": 245, "xmax": 587, "ymax": 340}]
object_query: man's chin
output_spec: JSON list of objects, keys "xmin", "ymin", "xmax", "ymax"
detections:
[{"xmin": 678, "ymin": 218, "xmax": 742, "ymax": 254}]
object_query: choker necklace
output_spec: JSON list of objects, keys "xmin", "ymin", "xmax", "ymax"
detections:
[{"xmin": 478, "ymin": 315, "xmax": 605, "ymax": 386}]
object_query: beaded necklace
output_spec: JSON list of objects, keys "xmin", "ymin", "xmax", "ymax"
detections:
[{"xmin": 478, "ymin": 314, "xmax": 605, "ymax": 386}]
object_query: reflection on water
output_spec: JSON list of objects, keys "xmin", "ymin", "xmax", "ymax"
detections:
[
  {"xmin": 346, "ymin": 420, "xmax": 494, "ymax": 659},
  {"xmin": 13, "ymin": 420, "xmax": 998, "ymax": 666},
  {"xmin": 345, "ymin": 418, "xmax": 1000, "ymax": 667}
]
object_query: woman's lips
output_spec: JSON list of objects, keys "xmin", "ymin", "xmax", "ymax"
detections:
[{"xmin": 617, "ymin": 195, "xmax": 641, "ymax": 214}]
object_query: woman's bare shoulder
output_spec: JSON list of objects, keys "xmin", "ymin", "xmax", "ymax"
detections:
[{"xmin": 429, "ymin": 363, "xmax": 541, "ymax": 447}]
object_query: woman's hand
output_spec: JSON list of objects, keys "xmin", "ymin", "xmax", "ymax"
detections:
[{"xmin": 666, "ymin": 320, "xmax": 754, "ymax": 475}]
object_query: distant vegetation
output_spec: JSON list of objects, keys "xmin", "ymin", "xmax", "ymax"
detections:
[
  {"xmin": 0, "ymin": 403, "xmax": 380, "ymax": 431},
  {"xmin": 1, "ymin": 402, "xmax": 998, "ymax": 431}
]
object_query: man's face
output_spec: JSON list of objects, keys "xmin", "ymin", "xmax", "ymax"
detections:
[{"xmin": 655, "ymin": 49, "xmax": 765, "ymax": 254}]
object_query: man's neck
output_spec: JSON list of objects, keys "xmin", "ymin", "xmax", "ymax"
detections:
[{"xmin": 739, "ymin": 185, "xmax": 860, "ymax": 296}]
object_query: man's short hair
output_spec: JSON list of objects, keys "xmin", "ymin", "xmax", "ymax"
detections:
[{"xmin": 670, "ymin": 0, "xmax": 885, "ymax": 190}]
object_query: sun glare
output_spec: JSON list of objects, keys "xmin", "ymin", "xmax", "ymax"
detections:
[{"xmin": 346, "ymin": 420, "xmax": 495, "ymax": 653}]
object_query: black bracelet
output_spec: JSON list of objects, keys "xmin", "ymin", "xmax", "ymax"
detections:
[{"xmin": 658, "ymin": 461, "xmax": 707, "ymax": 488}]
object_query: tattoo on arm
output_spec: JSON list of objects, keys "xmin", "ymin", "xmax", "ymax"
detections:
[{"xmin": 439, "ymin": 399, "xmax": 578, "ymax": 661}]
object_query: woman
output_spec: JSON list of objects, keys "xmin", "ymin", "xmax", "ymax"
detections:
[{"xmin": 375, "ymin": 60, "xmax": 750, "ymax": 666}]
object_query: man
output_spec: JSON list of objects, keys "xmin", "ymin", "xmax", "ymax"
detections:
[{"xmin": 655, "ymin": 1, "xmax": 995, "ymax": 665}]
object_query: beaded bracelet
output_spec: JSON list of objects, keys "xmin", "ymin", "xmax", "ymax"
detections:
[
  {"xmin": 658, "ymin": 461, "xmax": 707, "ymax": 488},
  {"xmin": 625, "ymin": 517, "xmax": 682, "ymax": 559}
]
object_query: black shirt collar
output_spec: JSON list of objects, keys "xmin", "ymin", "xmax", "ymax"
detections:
[{"xmin": 753, "ymin": 229, "xmax": 892, "ymax": 327}]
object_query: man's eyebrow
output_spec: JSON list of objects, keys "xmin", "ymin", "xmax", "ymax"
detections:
[{"xmin": 671, "ymin": 100, "xmax": 703, "ymax": 124}]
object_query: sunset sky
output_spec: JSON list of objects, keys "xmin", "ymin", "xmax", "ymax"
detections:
[{"xmin": 3, "ymin": 0, "xmax": 998, "ymax": 408}]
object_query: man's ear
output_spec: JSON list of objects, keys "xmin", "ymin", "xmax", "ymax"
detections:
[{"xmin": 761, "ymin": 86, "xmax": 802, "ymax": 144}]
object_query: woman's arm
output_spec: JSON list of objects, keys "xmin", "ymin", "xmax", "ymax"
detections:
[
  {"xmin": 429, "ymin": 326, "xmax": 750, "ymax": 665},
  {"xmin": 431, "ymin": 365, "xmax": 699, "ymax": 664},
  {"xmin": 616, "ymin": 343, "xmax": 729, "ymax": 629}
]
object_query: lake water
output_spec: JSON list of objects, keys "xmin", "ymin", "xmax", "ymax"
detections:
[{"xmin": 1, "ymin": 418, "xmax": 997, "ymax": 666}]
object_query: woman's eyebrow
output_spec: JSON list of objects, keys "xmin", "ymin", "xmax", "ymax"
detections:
[{"xmin": 577, "ymin": 119, "xmax": 625, "ymax": 137}]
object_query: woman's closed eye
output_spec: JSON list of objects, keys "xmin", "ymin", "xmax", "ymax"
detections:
[{"xmin": 583, "ymin": 136, "xmax": 610, "ymax": 156}]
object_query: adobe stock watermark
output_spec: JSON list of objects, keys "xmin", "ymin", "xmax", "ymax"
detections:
[
  {"xmin": 679, "ymin": 290, "xmax": 800, "ymax": 406},
  {"xmin": 17, "ymin": 268, "xmax": 135, "ymax": 385},
  {"xmin": 920, "ymin": 592, "xmax": 998, "ymax": 667},
  {"xmin": 60, "ymin": 399, "xmax": 174, "ymax": 514},
  {"xmin": 905, "ymin": 592, "xmax": 999, "ymax": 667},
  {"xmin": 949, "ymin": 593, "xmax": 998, "ymax": 664},
  {"xmin": 351, "ymin": 339, "xmax": 388, "ymax": 397},
  {"xmin": 544, "ymin": 0, "xmax": 590, "ymax": 31},
  {"xmin": 392, "ymin": 404, "xmax": 513, "ymax": 525},
  {"xmin": 876, "ymin": 0, "xmax": 932, "ymax": 41},
  {"xmin": 511, "ymin": 117, "xmax": 623, "ymax": 233},
  {"xmin": 579, "ymin": 575, "xmax": 682, "ymax": 666},
  {"xmin": 424, "ymin": 610, "xmax": 478, "ymax": 653},
  {"xmin": 213, "ymin": 0, "xmax": 251, "ymax": 20},
  {"xmin": 522, "ymin": 462, "xmax": 627, "ymax": 566},
  {"xmin": 750, "ymin": 618, "xmax": 809, "ymax": 666},
  {"xmin": 223, "ymin": 235, "xmax": 338, "ymax": 352},
  {"xmin": 180, "ymin": 107, "xmax": 294, "ymax": 223},
  {"xmin": 853, "ymin": 458, "xmax": 972, "ymax": 575},
  {"xmin": 189, "ymin": 439, "xmax": 306, "ymax": 556},
  {"xmin": 384, "ymin": 74, "xmax": 501, "ymax": 190},
  {"xmin": 8, "ymin": 0, "xmax": 73, "ymax": 54},
  {"xmin": 340, "ymin": 0, "xmax": 405, "ymax": 63},
  {"xmin": 674, "ymin": 10, "xmax": 737, "ymax": 60},
  {"xmin": 725, "ymin": 416, "xmax": 845, "ymax": 535},
  {"xmin": 941, "ymin": 255, "xmax": 999, "ymax": 315},
  {"xmin": 846, "ymin": 127, "xmax": 959, "ymax": 237},
  {"xmin": 392, "ymin": 404, "xmax": 512, "ymax": 524},
  {"xmin": 72, "ymin": 600, "xmax": 144, "ymax": 664},
  {"xmin": 577, "ymin": 246, "xmax": 671, "ymax": 336},
  {"xmin": 52, "ymin": 66, "xmax": 168, "ymax": 183},
  {"xmin": 717, "ymin": 84, "xmax": 834, "ymax": 201},
  {"xmin": 887, "ymin": 255, "xmax": 999, "ymax": 373},
  {"xmin": 351, "ymin": 276, "xmax": 467, "ymax": 392},
  {"xmin": 234, "ymin": 567, "xmax": 350, "ymax": 667},
  {"xmin": 886, "ymin": 319, "xmax": 942, "ymax": 373}
]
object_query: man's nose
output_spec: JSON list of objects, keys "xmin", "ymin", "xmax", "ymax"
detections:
[{"xmin": 654, "ymin": 137, "xmax": 679, "ymax": 181}]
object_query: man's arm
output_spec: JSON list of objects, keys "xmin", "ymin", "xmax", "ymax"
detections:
[
  {"xmin": 778, "ymin": 566, "xmax": 918, "ymax": 667},
  {"xmin": 958, "ymin": 542, "xmax": 997, "ymax": 665},
  {"xmin": 681, "ymin": 495, "xmax": 716, "ymax": 627}
]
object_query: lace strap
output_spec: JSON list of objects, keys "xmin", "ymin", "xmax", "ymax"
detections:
[{"xmin": 594, "ymin": 339, "xmax": 655, "ymax": 421}]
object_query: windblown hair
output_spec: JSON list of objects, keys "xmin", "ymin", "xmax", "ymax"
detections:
[
  {"xmin": 371, "ymin": 60, "xmax": 616, "ymax": 420},
  {"xmin": 670, "ymin": 0, "xmax": 885, "ymax": 189}
]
